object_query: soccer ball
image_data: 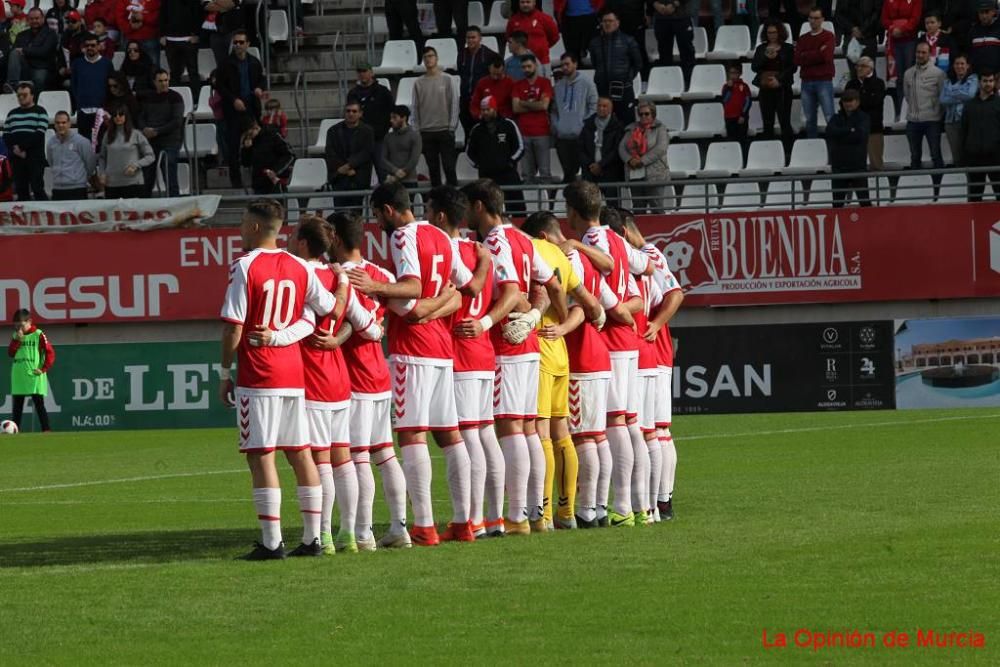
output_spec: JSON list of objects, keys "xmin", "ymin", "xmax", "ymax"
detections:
[{"xmin": 0, "ymin": 420, "xmax": 18, "ymax": 435}]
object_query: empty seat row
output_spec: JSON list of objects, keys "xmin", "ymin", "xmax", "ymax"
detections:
[{"xmin": 667, "ymin": 138, "xmax": 830, "ymax": 178}]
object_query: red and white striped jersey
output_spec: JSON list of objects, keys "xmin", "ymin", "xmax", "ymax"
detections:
[
  {"xmin": 635, "ymin": 273, "xmax": 664, "ymax": 371},
  {"xmin": 452, "ymin": 237, "xmax": 495, "ymax": 374},
  {"xmin": 642, "ymin": 242, "xmax": 683, "ymax": 368},
  {"xmin": 485, "ymin": 223, "xmax": 554, "ymax": 359},
  {"xmin": 387, "ymin": 221, "xmax": 473, "ymax": 363},
  {"xmin": 582, "ymin": 225, "xmax": 646, "ymax": 353},
  {"xmin": 221, "ymin": 248, "xmax": 334, "ymax": 394},
  {"xmin": 566, "ymin": 249, "xmax": 616, "ymax": 376},
  {"xmin": 341, "ymin": 259, "xmax": 393, "ymax": 396}
]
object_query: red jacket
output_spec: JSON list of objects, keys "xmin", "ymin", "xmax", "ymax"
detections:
[
  {"xmin": 512, "ymin": 75, "xmax": 553, "ymax": 136},
  {"xmin": 118, "ymin": 0, "xmax": 161, "ymax": 42},
  {"xmin": 552, "ymin": 0, "xmax": 604, "ymax": 22},
  {"xmin": 881, "ymin": 0, "xmax": 922, "ymax": 43},
  {"xmin": 85, "ymin": 0, "xmax": 121, "ymax": 30},
  {"xmin": 722, "ymin": 80, "xmax": 752, "ymax": 120},
  {"xmin": 506, "ymin": 9, "xmax": 560, "ymax": 65},
  {"xmin": 470, "ymin": 75, "xmax": 515, "ymax": 119},
  {"xmin": 8, "ymin": 325, "xmax": 56, "ymax": 373},
  {"xmin": 794, "ymin": 29, "xmax": 836, "ymax": 81}
]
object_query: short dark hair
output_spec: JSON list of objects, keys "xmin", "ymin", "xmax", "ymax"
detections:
[
  {"xmin": 489, "ymin": 55, "xmax": 505, "ymax": 68},
  {"xmin": 296, "ymin": 215, "xmax": 333, "ymax": 258},
  {"xmin": 521, "ymin": 211, "xmax": 561, "ymax": 239},
  {"xmin": 91, "ymin": 17, "xmax": 106, "ymax": 26},
  {"xmin": 466, "ymin": 25, "xmax": 482, "ymax": 34},
  {"xmin": 510, "ymin": 31, "xmax": 528, "ymax": 46},
  {"xmin": 564, "ymin": 181, "xmax": 602, "ymax": 220},
  {"xmin": 925, "ymin": 10, "xmax": 942, "ymax": 20},
  {"xmin": 461, "ymin": 178, "xmax": 505, "ymax": 216},
  {"xmin": 616, "ymin": 207, "xmax": 637, "ymax": 229},
  {"xmin": 12, "ymin": 308, "xmax": 30, "ymax": 322},
  {"xmin": 371, "ymin": 181, "xmax": 411, "ymax": 213},
  {"xmin": 808, "ymin": 6, "xmax": 824, "ymax": 17},
  {"xmin": 344, "ymin": 100, "xmax": 362, "ymax": 113},
  {"xmin": 16, "ymin": 82, "xmax": 33, "ymax": 96},
  {"xmin": 53, "ymin": 110, "xmax": 71, "ymax": 121},
  {"xmin": 80, "ymin": 32, "xmax": 98, "ymax": 44},
  {"xmin": 560, "ymin": 52, "xmax": 578, "ymax": 64},
  {"xmin": 391, "ymin": 104, "xmax": 410, "ymax": 118},
  {"xmin": 245, "ymin": 199, "xmax": 285, "ymax": 230},
  {"xmin": 519, "ymin": 53, "xmax": 538, "ymax": 65},
  {"xmin": 426, "ymin": 186, "xmax": 469, "ymax": 227},
  {"xmin": 153, "ymin": 68, "xmax": 169, "ymax": 78},
  {"xmin": 600, "ymin": 207, "xmax": 625, "ymax": 235},
  {"xmin": 232, "ymin": 29, "xmax": 250, "ymax": 41},
  {"xmin": 979, "ymin": 68, "xmax": 997, "ymax": 79},
  {"xmin": 327, "ymin": 211, "xmax": 364, "ymax": 251},
  {"xmin": 727, "ymin": 61, "xmax": 742, "ymax": 73},
  {"xmin": 423, "ymin": 46, "xmax": 438, "ymax": 57}
]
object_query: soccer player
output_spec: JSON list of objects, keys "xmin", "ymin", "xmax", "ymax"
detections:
[
  {"xmin": 564, "ymin": 181, "xmax": 651, "ymax": 527},
  {"xmin": 219, "ymin": 199, "xmax": 337, "ymax": 560},
  {"xmin": 424, "ymin": 186, "xmax": 508, "ymax": 538},
  {"xmin": 459, "ymin": 178, "xmax": 566, "ymax": 535},
  {"xmin": 7, "ymin": 308, "xmax": 54, "ymax": 432},
  {"xmin": 328, "ymin": 211, "xmax": 412, "ymax": 549},
  {"xmin": 347, "ymin": 182, "xmax": 483, "ymax": 546}
]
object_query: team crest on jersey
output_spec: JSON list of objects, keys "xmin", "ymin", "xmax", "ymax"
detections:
[{"xmin": 497, "ymin": 133, "xmax": 507, "ymax": 143}]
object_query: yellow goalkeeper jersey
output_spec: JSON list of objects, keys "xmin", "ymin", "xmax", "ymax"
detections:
[{"xmin": 531, "ymin": 238, "xmax": 580, "ymax": 377}]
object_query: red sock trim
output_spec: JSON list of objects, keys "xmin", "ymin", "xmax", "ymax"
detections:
[{"xmin": 257, "ymin": 514, "xmax": 280, "ymax": 521}]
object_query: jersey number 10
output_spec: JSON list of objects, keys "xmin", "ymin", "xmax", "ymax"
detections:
[{"xmin": 260, "ymin": 278, "xmax": 297, "ymax": 330}]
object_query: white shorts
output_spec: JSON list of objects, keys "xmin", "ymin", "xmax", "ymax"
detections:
[
  {"xmin": 656, "ymin": 366, "xmax": 673, "ymax": 428},
  {"xmin": 494, "ymin": 357, "xmax": 540, "ymax": 420},
  {"xmin": 350, "ymin": 394, "xmax": 394, "ymax": 452},
  {"xmin": 637, "ymin": 373, "xmax": 658, "ymax": 433},
  {"xmin": 391, "ymin": 359, "xmax": 459, "ymax": 432},
  {"xmin": 305, "ymin": 402, "xmax": 350, "ymax": 451},
  {"xmin": 236, "ymin": 389, "xmax": 308, "ymax": 453},
  {"xmin": 455, "ymin": 374, "xmax": 494, "ymax": 428},
  {"xmin": 568, "ymin": 374, "xmax": 609, "ymax": 438},
  {"xmin": 608, "ymin": 352, "xmax": 639, "ymax": 418}
]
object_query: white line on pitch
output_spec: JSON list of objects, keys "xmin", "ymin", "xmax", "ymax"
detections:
[{"xmin": 0, "ymin": 469, "xmax": 246, "ymax": 494}]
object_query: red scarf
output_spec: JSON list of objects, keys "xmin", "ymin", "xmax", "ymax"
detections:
[{"xmin": 627, "ymin": 119, "xmax": 653, "ymax": 160}]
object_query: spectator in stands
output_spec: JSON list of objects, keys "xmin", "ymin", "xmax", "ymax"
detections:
[
  {"xmin": 160, "ymin": 0, "xmax": 203, "ymax": 96},
  {"xmin": 588, "ymin": 9, "xmax": 642, "ymax": 124},
  {"xmin": 458, "ymin": 26, "xmax": 497, "ymax": 137},
  {"xmin": 605, "ymin": 0, "xmax": 649, "ymax": 70},
  {"xmin": 506, "ymin": 0, "xmax": 560, "ymax": 76},
  {"xmin": 106, "ymin": 71, "xmax": 141, "ymax": 124},
  {"xmin": 505, "ymin": 31, "xmax": 534, "ymax": 81},
  {"xmin": 139, "ymin": 69, "xmax": 185, "ymax": 196},
  {"xmin": 882, "ymin": 0, "xmax": 921, "ymax": 100},
  {"xmin": 969, "ymin": 0, "xmax": 1000, "ymax": 75},
  {"xmin": 466, "ymin": 95, "xmax": 526, "ymax": 214},
  {"xmin": 921, "ymin": 12, "xmax": 956, "ymax": 73},
  {"xmin": 551, "ymin": 51, "xmax": 598, "ymax": 183},
  {"xmin": 924, "ymin": 0, "xmax": 976, "ymax": 53},
  {"xmin": 84, "ymin": 0, "xmax": 120, "ymax": 42},
  {"xmin": 240, "ymin": 117, "xmax": 294, "ymax": 195},
  {"xmin": 71, "ymin": 33, "xmax": 115, "ymax": 140},
  {"xmin": 752, "ymin": 20, "xmax": 796, "ymax": 153},
  {"xmin": 4, "ymin": 82, "xmax": 48, "ymax": 200},
  {"xmin": 384, "ymin": 0, "xmax": 423, "ymax": 50},
  {"xmin": 346, "ymin": 63, "xmax": 393, "ymax": 182},
  {"xmin": 99, "ymin": 103, "xmax": 155, "ymax": 198},
  {"xmin": 795, "ymin": 7, "xmax": 836, "ymax": 139},
  {"xmin": 649, "ymin": 0, "xmax": 696, "ymax": 85},
  {"xmin": 833, "ymin": 0, "xmax": 881, "ymax": 68},
  {"xmin": 261, "ymin": 97, "xmax": 288, "ymax": 138},
  {"xmin": 2, "ymin": 0, "xmax": 28, "ymax": 50},
  {"xmin": 119, "ymin": 0, "xmax": 162, "ymax": 67},
  {"xmin": 120, "ymin": 39, "xmax": 156, "ymax": 97},
  {"xmin": 826, "ymin": 88, "xmax": 871, "ymax": 207},
  {"xmin": 324, "ymin": 101, "xmax": 375, "ymax": 210},
  {"xmin": 722, "ymin": 62, "xmax": 752, "ymax": 148},
  {"xmin": 618, "ymin": 101, "xmax": 671, "ymax": 213},
  {"xmin": 471, "ymin": 56, "xmax": 515, "ymax": 120},
  {"xmin": 57, "ymin": 10, "xmax": 87, "ymax": 84},
  {"xmin": 217, "ymin": 29, "xmax": 265, "ymax": 188},
  {"xmin": 91, "ymin": 18, "xmax": 117, "ymax": 59},
  {"xmin": 433, "ymin": 0, "xmax": 468, "ymax": 40},
  {"xmin": 382, "ymin": 104, "xmax": 422, "ymax": 187},
  {"xmin": 512, "ymin": 54, "xmax": 553, "ymax": 186},
  {"xmin": 46, "ymin": 110, "xmax": 96, "ymax": 200},
  {"xmin": 960, "ymin": 68, "xmax": 1000, "ymax": 201},
  {"xmin": 201, "ymin": 0, "xmax": 245, "ymax": 70},
  {"xmin": 846, "ymin": 56, "xmax": 887, "ymax": 170},
  {"xmin": 579, "ymin": 95, "xmax": 625, "ymax": 203},
  {"xmin": 904, "ymin": 41, "xmax": 946, "ymax": 171},
  {"xmin": 412, "ymin": 46, "xmax": 460, "ymax": 187},
  {"xmin": 8, "ymin": 8, "xmax": 58, "ymax": 93},
  {"xmin": 46, "ymin": 0, "xmax": 74, "ymax": 34},
  {"xmin": 940, "ymin": 54, "xmax": 977, "ymax": 167},
  {"xmin": 554, "ymin": 0, "xmax": 601, "ymax": 62}
]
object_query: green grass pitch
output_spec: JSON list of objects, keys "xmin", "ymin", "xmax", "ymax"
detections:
[{"xmin": 0, "ymin": 408, "xmax": 997, "ymax": 665}]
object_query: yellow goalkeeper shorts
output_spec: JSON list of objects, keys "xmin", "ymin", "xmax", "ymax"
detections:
[{"xmin": 537, "ymin": 370, "xmax": 569, "ymax": 419}]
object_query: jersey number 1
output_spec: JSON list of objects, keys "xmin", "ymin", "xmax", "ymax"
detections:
[{"xmin": 261, "ymin": 278, "xmax": 296, "ymax": 330}]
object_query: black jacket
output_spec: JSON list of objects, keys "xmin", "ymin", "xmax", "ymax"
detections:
[
  {"xmin": 588, "ymin": 30, "xmax": 642, "ymax": 98},
  {"xmin": 833, "ymin": 0, "xmax": 883, "ymax": 40},
  {"xmin": 466, "ymin": 117, "xmax": 524, "ymax": 176},
  {"xmin": 845, "ymin": 75, "xmax": 886, "ymax": 132},
  {"xmin": 924, "ymin": 0, "xmax": 977, "ymax": 50},
  {"xmin": 241, "ymin": 125, "xmax": 294, "ymax": 192},
  {"xmin": 605, "ymin": 0, "xmax": 647, "ymax": 33},
  {"xmin": 457, "ymin": 45, "xmax": 497, "ymax": 101},
  {"xmin": 15, "ymin": 25, "xmax": 58, "ymax": 71},
  {"xmin": 645, "ymin": 0, "xmax": 693, "ymax": 20},
  {"xmin": 968, "ymin": 18, "xmax": 1000, "ymax": 74},
  {"xmin": 346, "ymin": 82, "xmax": 394, "ymax": 141},
  {"xmin": 960, "ymin": 92, "xmax": 1000, "ymax": 162},
  {"xmin": 825, "ymin": 108, "xmax": 870, "ymax": 173},
  {"xmin": 217, "ymin": 53, "xmax": 265, "ymax": 110},
  {"xmin": 138, "ymin": 89, "xmax": 186, "ymax": 149},
  {"xmin": 578, "ymin": 113, "xmax": 626, "ymax": 182},
  {"xmin": 751, "ymin": 42, "xmax": 796, "ymax": 89},
  {"xmin": 325, "ymin": 121, "xmax": 375, "ymax": 189},
  {"xmin": 161, "ymin": 0, "xmax": 203, "ymax": 38}
]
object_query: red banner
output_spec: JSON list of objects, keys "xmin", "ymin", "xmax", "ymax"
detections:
[{"xmin": 3, "ymin": 204, "xmax": 999, "ymax": 324}]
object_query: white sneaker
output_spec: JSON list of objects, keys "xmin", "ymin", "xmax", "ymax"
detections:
[
  {"xmin": 376, "ymin": 530, "xmax": 412, "ymax": 549},
  {"xmin": 356, "ymin": 534, "xmax": 378, "ymax": 552},
  {"xmin": 652, "ymin": 507, "xmax": 661, "ymax": 523}
]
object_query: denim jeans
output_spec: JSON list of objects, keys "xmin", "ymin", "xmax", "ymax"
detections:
[
  {"xmin": 800, "ymin": 80, "xmax": 834, "ymax": 139},
  {"xmin": 892, "ymin": 39, "xmax": 916, "ymax": 103},
  {"xmin": 906, "ymin": 120, "xmax": 943, "ymax": 170}
]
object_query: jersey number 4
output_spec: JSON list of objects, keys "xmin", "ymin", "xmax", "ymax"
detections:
[{"xmin": 260, "ymin": 278, "xmax": 296, "ymax": 330}]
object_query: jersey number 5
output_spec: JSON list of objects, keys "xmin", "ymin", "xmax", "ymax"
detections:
[
  {"xmin": 260, "ymin": 278, "xmax": 296, "ymax": 330},
  {"xmin": 430, "ymin": 254, "xmax": 445, "ymax": 296}
]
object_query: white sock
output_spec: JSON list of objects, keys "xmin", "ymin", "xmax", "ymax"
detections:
[
  {"xmin": 595, "ymin": 438, "xmax": 612, "ymax": 519},
  {"xmin": 442, "ymin": 440, "xmax": 472, "ymax": 524},
  {"xmin": 332, "ymin": 460, "xmax": 358, "ymax": 535},
  {"xmin": 316, "ymin": 462, "xmax": 335, "ymax": 535},
  {"xmin": 253, "ymin": 487, "xmax": 282, "ymax": 550},
  {"xmin": 647, "ymin": 437, "xmax": 663, "ymax": 511},
  {"xmin": 462, "ymin": 428, "xmax": 486, "ymax": 526},
  {"xmin": 296, "ymin": 485, "xmax": 322, "ymax": 545},
  {"xmin": 402, "ymin": 443, "xmax": 434, "ymax": 527},
  {"xmin": 606, "ymin": 425, "xmax": 634, "ymax": 516},
  {"xmin": 525, "ymin": 431, "xmax": 545, "ymax": 521},
  {"xmin": 500, "ymin": 433, "xmax": 529, "ymax": 522},
  {"xmin": 575, "ymin": 440, "xmax": 598, "ymax": 522},
  {"xmin": 373, "ymin": 447, "xmax": 408, "ymax": 534},
  {"xmin": 480, "ymin": 426, "xmax": 505, "ymax": 523},
  {"xmin": 662, "ymin": 429, "xmax": 677, "ymax": 501},
  {"xmin": 628, "ymin": 423, "xmax": 650, "ymax": 513},
  {"xmin": 353, "ymin": 451, "xmax": 375, "ymax": 541}
]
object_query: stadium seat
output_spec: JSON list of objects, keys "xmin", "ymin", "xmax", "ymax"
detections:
[
  {"xmin": 938, "ymin": 137, "xmax": 955, "ymax": 166},
  {"xmin": 456, "ymin": 152, "xmax": 478, "ymax": 182},
  {"xmin": 248, "ymin": 47, "xmax": 262, "ymax": 63},
  {"xmin": 395, "ymin": 76, "xmax": 419, "ymax": 107},
  {"xmin": 305, "ymin": 196, "xmax": 337, "ymax": 217},
  {"xmin": 792, "ymin": 68, "xmax": 802, "ymax": 95},
  {"xmin": 268, "ymin": 9, "xmax": 289, "ymax": 44},
  {"xmin": 804, "ymin": 179, "xmax": 833, "ymax": 208},
  {"xmin": 708, "ymin": 25, "xmax": 752, "ymax": 60},
  {"xmin": 892, "ymin": 174, "xmax": 936, "ymax": 205},
  {"xmin": 678, "ymin": 183, "xmax": 718, "ymax": 211},
  {"xmin": 483, "ymin": 2, "xmax": 507, "ymax": 33},
  {"xmin": 720, "ymin": 181, "xmax": 762, "ymax": 210},
  {"xmin": 882, "ymin": 95, "xmax": 900, "ymax": 131},
  {"xmin": 419, "ymin": 38, "xmax": 459, "ymax": 71},
  {"xmin": 674, "ymin": 27, "xmax": 709, "ymax": 59},
  {"xmin": 170, "ymin": 86, "xmax": 195, "ymax": 117},
  {"xmin": 666, "ymin": 143, "xmax": 702, "ymax": 178},
  {"xmin": 680, "ymin": 102, "xmax": 725, "ymax": 139},
  {"xmin": 481, "ymin": 36, "xmax": 499, "ymax": 54},
  {"xmin": 112, "ymin": 51, "xmax": 125, "ymax": 69},
  {"xmin": 742, "ymin": 62, "xmax": 759, "ymax": 97},
  {"xmin": 785, "ymin": 138, "xmax": 830, "ymax": 174},
  {"xmin": 740, "ymin": 140, "xmax": 786, "ymax": 176},
  {"xmin": 286, "ymin": 158, "xmax": 329, "ymax": 192},
  {"xmin": 833, "ymin": 58, "xmax": 851, "ymax": 93},
  {"xmin": 881, "ymin": 134, "xmax": 911, "ymax": 169},
  {"xmin": 762, "ymin": 180, "xmax": 795, "ymax": 209},
  {"xmin": 193, "ymin": 86, "xmax": 213, "ymax": 121},
  {"xmin": 548, "ymin": 147, "xmax": 563, "ymax": 181},
  {"xmin": 374, "ymin": 40, "xmax": 418, "ymax": 75},
  {"xmin": 38, "ymin": 91, "xmax": 71, "ymax": 123},
  {"xmin": 198, "ymin": 49, "xmax": 217, "ymax": 77},
  {"xmin": 657, "ymin": 104, "xmax": 685, "ymax": 135},
  {"xmin": 183, "ymin": 123, "xmax": 218, "ymax": 158},
  {"xmin": 0, "ymin": 93, "xmax": 17, "ymax": 127},
  {"xmin": 938, "ymin": 173, "xmax": 968, "ymax": 204},
  {"xmin": 645, "ymin": 66, "xmax": 685, "ymax": 101},
  {"xmin": 155, "ymin": 161, "xmax": 192, "ymax": 196},
  {"xmin": 309, "ymin": 118, "xmax": 343, "ymax": 155},
  {"xmin": 789, "ymin": 98, "xmax": 805, "ymax": 133},
  {"xmin": 645, "ymin": 28, "xmax": 659, "ymax": 63},
  {"xmin": 681, "ymin": 64, "xmax": 726, "ymax": 101},
  {"xmin": 468, "ymin": 1, "xmax": 485, "ymax": 27},
  {"xmin": 747, "ymin": 101, "xmax": 764, "ymax": 135},
  {"xmin": 700, "ymin": 141, "xmax": 744, "ymax": 177}
]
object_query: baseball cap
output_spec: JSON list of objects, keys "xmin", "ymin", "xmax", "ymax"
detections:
[
  {"xmin": 978, "ymin": 0, "xmax": 996, "ymax": 10},
  {"xmin": 480, "ymin": 96, "xmax": 497, "ymax": 111},
  {"xmin": 356, "ymin": 62, "xmax": 373, "ymax": 72},
  {"xmin": 66, "ymin": 10, "xmax": 82, "ymax": 21},
  {"xmin": 8, "ymin": 0, "xmax": 26, "ymax": 7}
]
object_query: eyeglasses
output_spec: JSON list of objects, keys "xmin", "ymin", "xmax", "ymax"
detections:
[{"xmin": 638, "ymin": 111, "xmax": 653, "ymax": 117}]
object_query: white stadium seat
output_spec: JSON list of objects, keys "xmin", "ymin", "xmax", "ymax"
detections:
[
  {"xmin": 892, "ymin": 174, "xmax": 936, "ymax": 205},
  {"xmin": 170, "ymin": 86, "xmax": 195, "ymax": 117},
  {"xmin": 674, "ymin": 27, "xmax": 709, "ymax": 59},
  {"xmin": 681, "ymin": 64, "xmax": 726, "ymax": 101},
  {"xmin": 700, "ymin": 141, "xmax": 744, "ymax": 178},
  {"xmin": 678, "ymin": 184, "xmax": 718, "ymax": 211},
  {"xmin": 666, "ymin": 143, "xmax": 702, "ymax": 178},
  {"xmin": 762, "ymin": 180, "xmax": 795, "ymax": 209},
  {"xmin": 720, "ymin": 181, "xmax": 762, "ymax": 210},
  {"xmin": 268, "ymin": 9, "xmax": 289, "ymax": 44},
  {"xmin": 657, "ymin": 104, "xmax": 685, "ymax": 135},
  {"xmin": 194, "ymin": 86, "xmax": 214, "ymax": 121},
  {"xmin": 740, "ymin": 140, "xmax": 786, "ymax": 176},
  {"xmin": 374, "ymin": 40, "xmax": 418, "ymax": 75},
  {"xmin": 805, "ymin": 179, "xmax": 833, "ymax": 208},
  {"xmin": 708, "ymin": 25, "xmax": 752, "ymax": 60},
  {"xmin": 483, "ymin": 2, "xmax": 507, "ymax": 33},
  {"xmin": 881, "ymin": 134, "xmax": 911, "ymax": 170},
  {"xmin": 395, "ymin": 76, "xmax": 419, "ymax": 107},
  {"xmin": 645, "ymin": 66, "xmax": 685, "ymax": 101},
  {"xmin": 938, "ymin": 173, "xmax": 968, "ymax": 203},
  {"xmin": 0, "ymin": 93, "xmax": 18, "ymax": 127},
  {"xmin": 38, "ymin": 91, "xmax": 71, "ymax": 122},
  {"xmin": 420, "ymin": 38, "xmax": 459, "ymax": 71},
  {"xmin": 680, "ymin": 102, "xmax": 725, "ymax": 139},
  {"xmin": 742, "ymin": 62, "xmax": 759, "ymax": 97},
  {"xmin": 286, "ymin": 158, "xmax": 329, "ymax": 192},
  {"xmin": 309, "ymin": 118, "xmax": 343, "ymax": 155},
  {"xmin": 785, "ymin": 139, "xmax": 830, "ymax": 174},
  {"xmin": 183, "ymin": 123, "xmax": 218, "ymax": 158}
]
